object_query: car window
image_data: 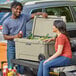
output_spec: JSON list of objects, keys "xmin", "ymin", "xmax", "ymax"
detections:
[
  {"xmin": 0, "ymin": 12, "xmax": 6, "ymax": 22},
  {"xmin": 31, "ymin": 9, "xmax": 42, "ymax": 13},
  {"xmin": 72, "ymin": 6, "xmax": 76, "ymax": 21},
  {"xmin": 73, "ymin": 6, "xmax": 76, "ymax": 12},
  {"xmin": 26, "ymin": 8, "xmax": 42, "ymax": 37},
  {"xmin": 45, "ymin": 6, "xmax": 73, "ymax": 22},
  {"xmin": 0, "ymin": 12, "xmax": 11, "ymax": 25}
]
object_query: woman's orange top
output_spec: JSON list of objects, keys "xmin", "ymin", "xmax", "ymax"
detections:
[{"xmin": 55, "ymin": 34, "xmax": 72, "ymax": 58}]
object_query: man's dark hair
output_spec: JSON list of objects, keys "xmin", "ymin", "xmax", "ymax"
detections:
[{"xmin": 11, "ymin": 1, "xmax": 23, "ymax": 10}]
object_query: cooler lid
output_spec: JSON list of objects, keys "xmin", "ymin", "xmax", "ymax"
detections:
[{"xmin": 32, "ymin": 16, "xmax": 66, "ymax": 37}]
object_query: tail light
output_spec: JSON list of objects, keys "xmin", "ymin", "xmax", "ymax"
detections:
[{"xmin": 0, "ymin": 25, "xmax": 3, "ymax": 30}]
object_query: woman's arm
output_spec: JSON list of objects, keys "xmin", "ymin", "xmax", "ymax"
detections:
[
  {"xmin": 44, "ymin": 45, "xmax": 63, "ymax": 64},
  {"xmin": 43, "ymin": 38, "xmax": 55, "ymax": 42}
]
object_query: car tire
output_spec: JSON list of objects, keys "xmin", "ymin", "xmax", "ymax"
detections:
[{"xmin": 24, "ymin": 67, "xmax": 36, "ymax": 76}]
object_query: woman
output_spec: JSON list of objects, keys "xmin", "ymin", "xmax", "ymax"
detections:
[{"xmin": 37, "ymin": 20, "xmax": 72, "ymax": 76}]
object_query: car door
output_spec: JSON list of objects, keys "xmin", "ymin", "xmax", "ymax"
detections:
[
  {"xmin": 0, "ymin": 8, "xmax": 11, "ymax": 30},
  {"xmin": 25, "ymin": 4, "xmax": 76, "ymax": 38},
  {"xmin": 68, "ymin": 5, "xmax": 76, "ymax": 38},
  {"xmin": 0, "ymin": 7, "xmax": 11, "ymax": 69},
  {"xmin": 26, "ymin": 8, "xmax": 43, "ymax": 37},
  {"xmin": 44, "ymin": 6, "xmax": 76, "ymax": 38},
  {"xmin": 0, "ymin": 8, "xmax": 11, "ymax": 41}
]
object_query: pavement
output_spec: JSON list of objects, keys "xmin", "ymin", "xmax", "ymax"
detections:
[
  {"xmin": 0, "ymin": 31, "xmax": 3, "ymax": 41},
  {"xmin": 0, "ymin": 69, "xmax": 35, "ymax": 76}
]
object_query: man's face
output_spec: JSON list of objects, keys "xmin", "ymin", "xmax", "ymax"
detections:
[{"xmin": 12, "ymin": 5, "xmax": 22, "ymax": 17}]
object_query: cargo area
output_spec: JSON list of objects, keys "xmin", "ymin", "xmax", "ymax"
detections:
[
  {"xmin": 15, "ymin": 16, "xmax": 66, "ymax": 61},
  {"xmin": 11, "ymin": 16, "xmax": 76, "ymax": 76}
]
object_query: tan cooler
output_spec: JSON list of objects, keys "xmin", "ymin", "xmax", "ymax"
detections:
[{"xmin": 15, "ymin": 16, "xmax": 66, "ymax": 61}]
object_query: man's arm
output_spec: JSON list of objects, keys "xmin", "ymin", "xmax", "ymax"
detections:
[
  {"xmin": 31, "ymin": 12, "xmax": 48, "ymax": 19},
  {"xmin": 3, "ymin": 33, "xmax": 23, "ymax": 40},
  {"xmin": 3, "ymin": 35, "xmax": 14, "ymax": 40}
]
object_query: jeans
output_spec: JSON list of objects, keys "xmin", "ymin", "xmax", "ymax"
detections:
[
  {"xmin": 37, "ymin": 56, "xmax": 71, "ymax": 76},
  {"xmin": 7, "ymin": 43, "xmax": 25, "ymax": 74},
  {"xmin": 7, "ymin": 43, "xmax": 15, "ymax": 68}
]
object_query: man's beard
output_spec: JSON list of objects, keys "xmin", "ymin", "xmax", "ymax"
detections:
[{"xmin": 14, "ymin": 13, "xmax": 20, "ymax": 18}]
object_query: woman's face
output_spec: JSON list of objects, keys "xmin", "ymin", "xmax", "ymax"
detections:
[{"xmin": 52, "ymin": 25, "xmax": 58, "ymax": 32}]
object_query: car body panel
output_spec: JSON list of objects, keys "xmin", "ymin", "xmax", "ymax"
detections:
[
  {"xmin": 22, "ymin": 1, "xmax": 76, "ymax": 38},
  {"xmin": 0, "ymin": 7, "xmax": 10, "ymax": 69},
  {"xmin": 0, "ymin": 0, "xmax": 76, "ymax": 69}
]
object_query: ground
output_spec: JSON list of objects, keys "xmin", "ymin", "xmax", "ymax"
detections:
[{"xmin": 0, "ymin": 70, "xmax": 1, "ymax": 76}]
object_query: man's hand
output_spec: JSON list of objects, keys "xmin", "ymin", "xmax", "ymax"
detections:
[
  {"xmin": 14, "ymin": 31, "xmax": 23, "ymax": 38},
  {"xmin": 31, "ymin": 12, "xmax": 48, "ymax": 18},
  {"xmin": 18, "ymin": 31, "xmax": 23, "ymax": 38},
  {"xmin": 14, "ymin": 33, "xmax": 22, "ymax": 38},
  {"xmin": 42, "ymin": 12, "xmax": 48, "ymax": 18}
]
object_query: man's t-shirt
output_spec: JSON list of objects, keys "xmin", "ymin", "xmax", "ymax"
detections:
[
  {"xmin": 55, "ymin": 34, "xmax": 72, "ymax": 58},
  {"xmin": 2, "ymin": 14, "xmax": 31, "ymax": 45}
]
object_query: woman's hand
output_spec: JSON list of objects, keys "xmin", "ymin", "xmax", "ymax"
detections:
[
  {"xmin": 43, "ymin": 59, "xmax": 49, "ymax": 64},
  {"xmin": 43, "ymin": 38, "xmax": 55, "ymax": 43},
  {"xmin": 43, "ymin": 39, "xmax": 48, "ymax": 42}
]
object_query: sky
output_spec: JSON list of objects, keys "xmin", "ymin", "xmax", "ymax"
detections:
[
  {"xmin": 0, "ymin": 0, "xmax": 39, "ymax": 4},
  {"xmin": 0, "ymin": 0, "xmax": 76, "ymax": 4},
  {"xmin": 0, "ymin": 0, "xmax": 22, "ymax": 4}
]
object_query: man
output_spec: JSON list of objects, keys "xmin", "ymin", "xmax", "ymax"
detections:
[{"xmin": 2, "ymin": 1, "xmax": 47, "ymax": 75}]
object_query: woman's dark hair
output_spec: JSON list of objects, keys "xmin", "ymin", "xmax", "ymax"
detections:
[
  {"xmin": 53, "ymin": 20, "xmax": 70, "ymax": 41},
  {"xmin": 11, "ymin": 1, "xmax": 23, "ymax": 10}
]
